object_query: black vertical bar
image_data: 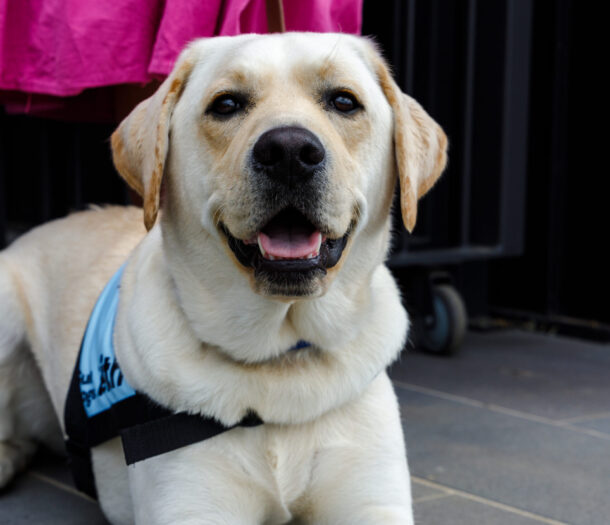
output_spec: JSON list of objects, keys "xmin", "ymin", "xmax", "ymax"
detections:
[
  {"xmin": 0, "ymin": 111, "xmax": 6, "ymax": 248},
  {"xmin": 460, "ymin": 0, "xmax": 477, "ymax": 247},
  {"xmin": 498, "ymin": 0, "xmax": 531, "ymax": 255},
  {"xmin": 392, "ymin": 0, "xmax": 403, "ymax": 81},
  {"xmin": 404, "ymin": 0, "xmax": 416, "ymax": 94},
  {"xmin": 546, "ymin": 0, "xmax": 571, "ymax": 315},
  {"xmin": 72, "ymin": 127, "xmax": 83, "ymax": 210},
  {"xmin": 426, "ymin": 0, "xmax": 439, "ymax": 113},
  {"xmin": 39, "ymin": 121, "xmax": 52, "ymax": 222}
]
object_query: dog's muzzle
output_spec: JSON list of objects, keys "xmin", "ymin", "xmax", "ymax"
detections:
[{"xmin": 220, "ymin": 126, "xmax": 351, "ymax": 294}]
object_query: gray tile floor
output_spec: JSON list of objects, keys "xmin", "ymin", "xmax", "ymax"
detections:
[
  {"xmin": 1, "ymin": 329, "xmax": 608, "ymax": 524},
  {"xmin": 394, "ymin": 330, "xmax": 610, "ymax": 525}
]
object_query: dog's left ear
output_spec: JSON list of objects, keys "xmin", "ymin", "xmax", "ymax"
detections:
[
  {"xmin": 366, "ymin": 45, "xmax": 448, "ymax": 233},
  {"xmin": 111, "ymin": 47, "xmax": 196, "ymax": 230}
]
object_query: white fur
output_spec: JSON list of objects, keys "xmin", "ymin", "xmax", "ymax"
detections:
[{"xmin": 0, "ymin": 33, "xmax": 448, "ymax": 524}]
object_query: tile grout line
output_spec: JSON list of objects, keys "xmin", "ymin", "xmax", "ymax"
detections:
[
  {"xmin": 558, "ymin": 411, "xmax": 610, "ymax": 424},
  {"xmin": 394, "ymin": 380, "xmax": 610, "ymax": 442},
  {"xmin": 411, "ymin": 476, "xmax": 571, "ymax": 525},
  {"xmin": 28, "ymin": 471, "xmax": 97, "ymax": 503},
  {"xmin": 487, "ymin": 404, "xmax": 610, "ymax": 440},
  {"xmin": 412, "ymin": 492, "xmax": 454, "ymax": 504}
]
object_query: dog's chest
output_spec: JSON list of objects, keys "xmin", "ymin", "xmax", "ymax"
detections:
[
  {"xmin": 262, "ymin": 429, "xmax": 316, "ymax": 501},
  {"xmin": 112, "ymin": 422, "xmax": 325, "ymax": 522}
]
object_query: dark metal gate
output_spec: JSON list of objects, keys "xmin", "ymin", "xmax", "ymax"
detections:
[{"xmin": 363, "ymin": 0, "xmax": 531, "ymax": 267}]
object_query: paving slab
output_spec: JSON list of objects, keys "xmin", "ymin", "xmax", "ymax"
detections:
[
  {"xmin": 572, "ymin": 416, "xmax": 610, "ymax": 436},
  {"xmin": 413, "ymin": 494, "xmax": 556, "ymax": 525},
  {"xmin": 0, "ymin": 472, "xmax": 107, "ymax": 524},
  {"xmin": 391, "ymin": 330, "xmax": 610, "ymax": 421},
  {"xmin": 397, "ymin": 386, "xmax": 610, "ymax": 525}
]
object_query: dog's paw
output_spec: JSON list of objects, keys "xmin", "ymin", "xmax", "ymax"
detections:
[{"xmin": 0, "ymin": 441, "xmax": 33, "ymax": 490}]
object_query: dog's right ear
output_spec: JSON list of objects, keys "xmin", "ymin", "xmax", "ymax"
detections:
[{"xmin": 111, "ymin": 48, "xmax": 195, "ymax": 230}]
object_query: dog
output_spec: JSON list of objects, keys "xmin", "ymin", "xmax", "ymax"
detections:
[{"xmin": 0, "ymin": 33, "xmax": 447, "ymax": 524}]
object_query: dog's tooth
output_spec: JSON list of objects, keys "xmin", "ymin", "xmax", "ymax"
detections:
[
  {"xmin": 268, "ymin": 254, "xmax": 276, "ymax": 261},
  {"xmin": 315, "ymin": 232, "xmax": 322, "ymax": 252},
  {"xmin": 257, "ymin": 234, "xmax": 267, "ymax": 257}
]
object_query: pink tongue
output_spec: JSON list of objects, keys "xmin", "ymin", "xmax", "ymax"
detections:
[{"xmin": 258, "ymin": 227, "xmax": 321, "ymax": 258}]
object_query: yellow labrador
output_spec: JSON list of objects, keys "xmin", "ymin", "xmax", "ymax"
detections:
[{"xmin": 0, "ymin": 33, "xmax": 446, "ymax": 524}]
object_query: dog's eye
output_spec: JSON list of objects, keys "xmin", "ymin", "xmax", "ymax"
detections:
[
  {"xmin": 330, "ymin": 91, "xmax": 361, "ymax": 114},
  {"xmin": 208, "ymin": 95, "xmax": 243, "ymax": 116}
]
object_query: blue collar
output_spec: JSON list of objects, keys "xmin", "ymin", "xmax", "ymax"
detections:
[{"xmin": 291, "ymin": 340, "xmax": 311, "ymax": 351}]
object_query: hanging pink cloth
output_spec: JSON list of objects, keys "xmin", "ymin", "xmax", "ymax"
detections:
[{"xmin": 0, "ymin": 0, "xmax": 362, "ymax": 98}]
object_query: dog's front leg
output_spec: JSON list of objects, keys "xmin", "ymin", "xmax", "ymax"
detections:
[{"xmin": 301, "ymin": 374, "xmax": 414, "ymax": 525}]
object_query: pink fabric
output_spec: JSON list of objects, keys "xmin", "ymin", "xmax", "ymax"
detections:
[{"xmin": 0, "ymin": 0, "xmax": 362, "ymax": 98}]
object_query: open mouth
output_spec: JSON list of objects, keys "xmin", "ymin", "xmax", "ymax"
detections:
[{"xmin": 222, "ymin": 208, "xmax": 350, "ymax": 275}]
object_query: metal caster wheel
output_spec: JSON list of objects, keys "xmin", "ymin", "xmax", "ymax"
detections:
[{"xmin": 416, "ymin": 284, "xmax": 467, "ymax": 355}]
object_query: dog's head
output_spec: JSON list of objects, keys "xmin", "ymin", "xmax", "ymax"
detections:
[{"xmin": 112, "ymin": 34, "xmax": 447, "ymax": 298}]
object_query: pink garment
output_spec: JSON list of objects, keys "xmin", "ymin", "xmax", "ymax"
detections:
[{"xmin": 0, "ymin": 0, "xmax": 362, "ymax": 98}]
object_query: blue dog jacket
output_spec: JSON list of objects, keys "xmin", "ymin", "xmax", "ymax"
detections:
[{"xmin": 77, "ymin": 264, "xmax": 136, "ymax": 417}]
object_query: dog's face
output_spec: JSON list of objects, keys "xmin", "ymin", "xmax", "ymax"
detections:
[{"xmin": 112, "ymin": 34, "xmax": 447, "ymax": 298}]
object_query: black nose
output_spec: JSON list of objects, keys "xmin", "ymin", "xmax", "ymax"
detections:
[{"xmin": 252, "ymin": 126, "xmax": 325, "ymax": 183}]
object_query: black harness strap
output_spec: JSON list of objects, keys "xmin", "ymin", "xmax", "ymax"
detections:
[
  {"xmin": 64, "ymin": 352, "xmax": 99, "ymax": 499},
  {"xmin": 121, "ymin": 410, "xmax": 263, "ymax": 466}
]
